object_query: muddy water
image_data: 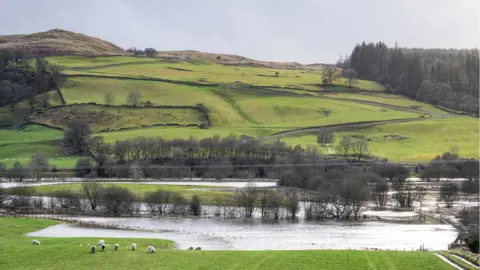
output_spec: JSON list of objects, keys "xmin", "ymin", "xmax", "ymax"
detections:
[{"xmin": 27, "ymin": 217, "xmax": 457, "ymax": 251}]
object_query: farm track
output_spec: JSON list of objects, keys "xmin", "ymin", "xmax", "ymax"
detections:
[{"xmin": 262, "ymin": 118, "xmax": 425, "ymax": 139}]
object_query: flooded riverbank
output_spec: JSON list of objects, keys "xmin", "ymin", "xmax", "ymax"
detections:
[{"xmin": 26, "ymin": 216, "xmax": 457, "ymax": 251}]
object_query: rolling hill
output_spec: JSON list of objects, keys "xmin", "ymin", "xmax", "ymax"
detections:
[
  {"xmin": 0, "ymin": 29, "xmax": 478, "ymax": 168},
  {"xmin": 0, "ymin": 29, "xmax": 124, "ymax": 56}
]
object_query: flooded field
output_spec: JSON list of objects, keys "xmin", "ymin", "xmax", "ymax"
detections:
[
  {"xmin": 26, "ymin": 216, "xmax": 457, "ymax": 251},
  {"xmin": 0, "ymin": 181, "xmax": 277, "ymax": 189}
]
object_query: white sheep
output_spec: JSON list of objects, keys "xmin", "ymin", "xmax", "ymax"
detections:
[
  {"xmin": 32, "ymin": 240, "xmax": 40, "ymax": 245},
  {"xmin": 97, "ymin": 240, "xmax": 105, "ymax": 246},
  {"xmin": 131, "ymin": 243, "xmax": 136, "ymax": 251},
  {"xmin": 147, "ymin": 246, "xmax": 155, "ymax": 254},
  {"xmin": 114, "ymin": 243, "xmax": 119, "ymax": 251},
  {"xmin": 90, "ymin": 245, "xmax": 96, "ymax": 253}
]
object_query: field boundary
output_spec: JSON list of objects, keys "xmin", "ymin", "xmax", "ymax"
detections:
[
  {"xmin": 265, "ymin": 118, "xmax": 424, "ymax": 138},
  {"xmin": 24, "ymin": 103, "xmax": 211, "ymax": 133}
]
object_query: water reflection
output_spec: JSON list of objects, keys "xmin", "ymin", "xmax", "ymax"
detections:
[{"xmin": 26, "ymin": 216, "xmax": 457, "ymax": 251}]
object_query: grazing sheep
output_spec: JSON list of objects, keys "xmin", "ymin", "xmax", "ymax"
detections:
[
  {"xmin": 147, "ymin": 246, "xmax": 155, "ymax": 254},
  {"xmin": 131, "ymin": 243, "xmax": 136, "ymax": 251},
  {"xmin": 32, "ymin": 240, "xmax": 40, "ymax": 245},
  {"xmin": 90, "ymin": 245, "xmax": 96, "ymax": 253},
  {"xmin": 114, "ymin": 243, "xmax": 119, "ymax": 251},
  {"xmin": 188, "ymin": 246, "xmax": 193, "ymax": 250},
  {"xmin": 97, "ymin": 240, "xmax": 105, "ymax": 246},
  {"xmin": 101, "ymin": 244, "xmax": 106, "ymax": 251},
  {"xmin": 195, "ymin": 247, "xmax": 202, "ymax": 250}
]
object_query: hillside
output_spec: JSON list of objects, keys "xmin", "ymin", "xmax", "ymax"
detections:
[
  {"xmin": 0, "ymin": 29, "xmax": 124, "ymax": 56},
  {"xmin": 156, "ymin": 50, "xmax": 311, "ymax": 69},
  {"xmin": 0, "ymin": 30, "xmax": 478, "ymax": 168}
]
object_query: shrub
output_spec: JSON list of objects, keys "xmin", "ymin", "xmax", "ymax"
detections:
[
  {"xmin": 9, "ymin": 186, "xmax": 35, "ymax": 208},
  {"xmin": 466, "ymin": 231, "xmax": 479, "ymax": 253},
  {"xmin": 100, "ymin": 185, "xmax": 135, "ymax": 215},
  {"xmin": 461, "ymin": 181, "xmax": 479, "ymax": 194},
  {"xmin": 53, "ymin": 190, "xmax": 81, "ymax": 209}
]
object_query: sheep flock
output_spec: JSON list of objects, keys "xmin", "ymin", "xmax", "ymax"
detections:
[{"xmin": 31, "ymin": 239, "xmax": 202, "ymax": 254}]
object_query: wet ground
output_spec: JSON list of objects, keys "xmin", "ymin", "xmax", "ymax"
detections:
[{"xmin": 26, "ymin": 216, "xmax": 457, "ymax": 251}]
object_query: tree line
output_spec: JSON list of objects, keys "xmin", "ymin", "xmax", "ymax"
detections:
[
  {"xmin": 342, "ymin": 42, "xmax": 479, "ymax": 115},
  {"xmin": 0, "ymin": 50, "xmax": 61, "ymax": 111}
]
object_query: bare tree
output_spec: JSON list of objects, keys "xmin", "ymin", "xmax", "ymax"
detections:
[
  {"xmin": 416, "ymin": 186, "xmax": 427, "ymax": 211},
  {"xmin": 145, "ymin": 189, "xmax": 172, "ymax": 214},
  {"xmin": 100, "ymin": 185, "xmax": 136, "ymax": 215},
  {"xmin": 439, "ymin": 183, "xmax": 459, "ymax": 208},
  {"xmin": 321, "ymin": 65, "xmax": 339, "ymax": 84},
  {"xmin": 104, "ymin": 92, "xmax": 115, "ymax": 106},
  {"xmin": 126, "ymin": 90, "xmax": 142, "ymax": 107},
  {"xmin": 352, "ymin": 139, "xmax": 369, "ymax": 161},
  {"xmin": 82, "ymin": 182, "xmax": 102, "ymax": 210},
  {"xmin": 342, "ymin": 68, "xmax": 359, "ymax": 87},
  {"xmin": 372, "ymin": 178, "xmax": 389, "ymax": 208},
  {"xmin": 336, "ymin": 138, "xmax": 353, "ymax": 160},
  {"xmin": 316, "ymin": 129, "xmax": 335, "ymax": 146},
  {"xmin": 285, "ymin": 189, "xmax": 300, "ymax": 220},
  {"xmin": 53, "ymin": 190, "xmax": 81, "ymax": 209},
  {"xmin": 236, "ymin": 183, "xmax": 257, "ymax": 218},
  {"xmin": 28, "ymin": 153, "xmax": 49, "ymax": 181}
]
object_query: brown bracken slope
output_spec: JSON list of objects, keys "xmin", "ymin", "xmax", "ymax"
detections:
[{"xmin": 0, "ymin": 29, "xmax": 124, "ymax": 56}]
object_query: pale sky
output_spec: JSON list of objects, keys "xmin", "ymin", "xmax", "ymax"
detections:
[{"xmin": 1, "ymin": 0, "xmax": 479, "ymax": 63}]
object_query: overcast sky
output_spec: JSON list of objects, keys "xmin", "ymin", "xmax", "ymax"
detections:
[{"xmin": 1, "ymin": 0, "xmax": 478, "ymax": 63}]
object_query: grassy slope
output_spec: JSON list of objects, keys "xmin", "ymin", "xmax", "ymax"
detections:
[
  {"xmin": 322, "ymin": 93, "xmax": 449, "ymax": 114},
  {"xmin": 28, "ymin": 104, "xmax": 207, "ymax": 132},
  {"xmin": 0, "ymin": 90, "xmax": 63, "ymax": 126},
  {"xmin": 30, "ymin": 184, "xmax": 233, "ymax": 204},
  {"xmin": 0, "ymin": 125, "xmax": 83, "ymax": 169},
  {"xmin": 0, "ymin": 218, "xmax": 454, "ymax": 270},
  {"xmin": 60, "ymin": 77, "xmax": 246, "ymax": 126},
  {"xmin": 282, "ymin": 118, "xmax": 479, "ymax": 162},
  {"xmin": 60, "ymin": 58, "xmax": 384, "ymax": 90}
]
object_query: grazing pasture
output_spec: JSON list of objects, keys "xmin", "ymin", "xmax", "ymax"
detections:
[{"xmin": 0, "ymin": 218, "xmax": 455, "ymax": 270}]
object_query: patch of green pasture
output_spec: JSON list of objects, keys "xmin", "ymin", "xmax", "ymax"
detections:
[
  {"xmin": 47, "ymin": 56, "xmax": 161, "ymax": 69},
  {"xmin": 281, "ymin": 118, "xmax": 480, "ymax": 162},
  {"xmin": 30, "ymin": 183, "xmax": 233, "ymax": 204},
  {"xmin": 236, "ymin": 95, "xmax": 421, "ymax": 128},
  {"xmin": 63, "ymin": 59, "xmax": 384, "ymax": 90},
  {"xmin": 0, "ymin": 218, "xmax": 453, "ymax": 270},
  {"xmin": 0, "ymin": 125, "xmax": 84, "ymax": 169},
  {"xmin": 322, "ymin": 92, "xmax": 449, "ymax": 114},
  {"xmin": 60, "ymin": 77, "xmax": 248, "ymax": 126},
  {"xmin": 0, "ymin": 90, "xmax": 63, "ymax": 126},
  {"xmin": 28, "ymin": 104, "xmax": 207, "ymax": 132}
]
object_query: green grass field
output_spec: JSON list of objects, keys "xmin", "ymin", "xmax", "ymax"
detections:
[
  {"xmin": 322, "ymin": 93, "xmax": 449, "ymax": 115},
  {"xmin": 281, "ymin": 118, "xmax": 480, "ymax": 162},
  {"xmin": 54, "ymin": 56, "xmax": 384, "ymax": 91},
  {"xmin": 0, "ymin": 55, "xmax": 477, "ymax": 166},
  {"xmin": 27, "ymin": 104, "xmax": 207, "ymax": 132},
  {"xmin": 0, "ymin": 218, "xmax": 454, "ymax": 270},
  {"xmin": 29, "ymin": 183, "xmax": 233, "ymax": 204},
  {"xmin": 0, "ymin": 125, "xmax": 84, "ymax": 169},
  {"xmin": 0, "ymin": 90, "xmax": 64, "ymax": 126}
]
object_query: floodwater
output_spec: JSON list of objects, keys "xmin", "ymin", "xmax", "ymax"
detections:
[
  {"xmin": 26, "ymin": 216, "xmax": 457, "ymax": 251},
  {"xmin": 0, "ymin": 181, "xmax": 277, "ymax": 189}
]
